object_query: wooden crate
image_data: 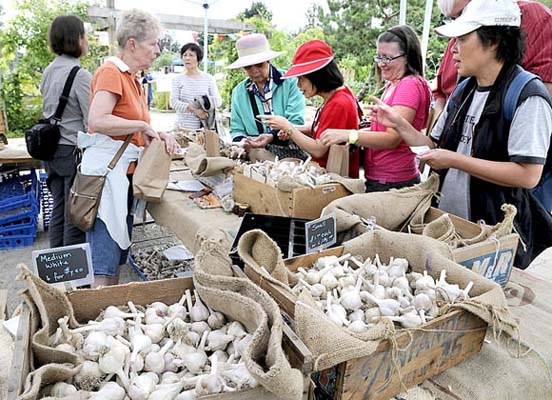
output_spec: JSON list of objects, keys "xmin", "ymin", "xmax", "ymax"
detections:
[
  {"xmin": 244, "ymin": 248, "xmax": 488, "ymax": 400},
  {"xmin": 233, "ymin": 171, "xmax": 350, "ymax": 219},
  {"xmin": 424, "ymin": 208, "xmax": 518, "ymax": 286},
  {"xmin": 8, "ymin": 277, "xmax": 313, "ymax": 400}
]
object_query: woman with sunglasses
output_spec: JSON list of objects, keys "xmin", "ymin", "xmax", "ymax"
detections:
[{"xmin": 320, "ymin": 25, "xmax": 431, "ymax": 191}]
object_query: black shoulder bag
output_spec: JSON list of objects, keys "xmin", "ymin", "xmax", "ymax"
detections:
[{"xmin": 25, "ymin": 65, "xmax": 80, "ymax": 161}]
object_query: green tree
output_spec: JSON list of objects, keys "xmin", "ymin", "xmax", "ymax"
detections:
[
  {"xmin": 238, "ymin": 1, "xmax": 273, "ymax": 21},
  {"xmin": 0, "ymin": 0, "xmax": 105, "ymax": 135},
  {"xmin": 318, "ymin": 0, "xmax": 448, "ymax": 100}
]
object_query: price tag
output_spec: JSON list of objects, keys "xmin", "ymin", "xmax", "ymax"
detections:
[
  {"xmin": 32, "ymin": 243, "xmax": 94, "ymax": 289},
  {"xmin": 305, "ymin": 214, "xmax": 337, "ymax": 254}
]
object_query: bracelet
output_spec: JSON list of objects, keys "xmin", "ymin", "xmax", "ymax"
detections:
[{"xmin": 348, "ymin": 130, "xmax": 359, "ymax": 145}]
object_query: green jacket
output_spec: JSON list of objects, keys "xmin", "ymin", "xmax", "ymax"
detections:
[{"xmin": 230, "ymin": 66, "xmax": 305, "ymax": 140}]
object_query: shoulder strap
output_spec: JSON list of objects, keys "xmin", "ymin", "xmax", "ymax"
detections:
[
  {"xmin": 107, "ymin": 135, "xmax": 133, "ymax": 171},
  {"xmin": 446, "ymin": 77, "xmax": 470, "ymax": 115},
  {"xmin": 52, "ymin": 65, "xmax": 81, "ymax": 121},
  {"xmin": 504, "ymin": 68, "xmax": 539, "ymax": 122},
  {"xmin": 247, "ymin": 90, "xmax": 264, "ymax": 134}
]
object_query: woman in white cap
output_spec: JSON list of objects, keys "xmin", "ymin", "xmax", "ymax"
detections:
[
  {"xmin": 367, "ymin": 0, "xmax": 552, "ymax": 269},
  {"xmin": 256, "ymin": 39, "xmax": 361, "ymax": 178},
  {"xmin": 227, "ymin": 33, "xmax": 307, "ymax": 160}
]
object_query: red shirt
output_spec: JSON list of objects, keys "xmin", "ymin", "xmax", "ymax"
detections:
[
  {"xmin": 312, "ymin": 86, "xmax": 360, "ymax": 178},
  {"xmin": 432, "ymin": 0, "xmax": 552, "ymax": 101}
]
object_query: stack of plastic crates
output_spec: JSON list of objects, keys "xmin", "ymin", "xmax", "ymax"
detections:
[
  {"xmin": 39, "ymin": 172, "xmax": 53, "ymax": 231},
  {"xmin": 0, "ymin": 169, "xmax": 40, "ymax": 250}
]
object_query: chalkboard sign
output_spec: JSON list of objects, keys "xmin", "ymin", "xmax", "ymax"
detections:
[
  {"xmin": 305, "ymin": 214, "xmax": 337, "ymax": 253},
  {"xmin": 32, "ymin": 243, "xmax": 94, "ymax": 289}
]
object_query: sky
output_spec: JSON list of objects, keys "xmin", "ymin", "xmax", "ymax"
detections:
[{"xmin": 110, "ymin": 0, "xmax": 327, "ymax": 33}]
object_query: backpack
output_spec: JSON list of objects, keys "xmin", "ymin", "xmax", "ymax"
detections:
[{"xmin": 448, "ymin": 68, "xmax": 552, "ymax": 213}]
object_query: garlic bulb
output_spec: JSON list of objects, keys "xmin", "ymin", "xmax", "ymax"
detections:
[
  {"xmin": 73, "ymin": 360, "xmax": 103, "ymax": 391},
  {"xmin": 190, "ymin": 290, "xmax": 209, "ymax": 322}
]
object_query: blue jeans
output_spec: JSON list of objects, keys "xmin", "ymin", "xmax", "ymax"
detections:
[{"xmin": 86, "ymin": 176, "xmax": 133, "ymax": 276}]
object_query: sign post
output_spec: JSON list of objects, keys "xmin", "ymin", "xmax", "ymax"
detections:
[
  {"xmin": 305, "ymin": 214, "xmax": 337, "ymax": 254},
  {"xmin": 32, "ymin": 243, "xmax": 94, "ymax": 290}
]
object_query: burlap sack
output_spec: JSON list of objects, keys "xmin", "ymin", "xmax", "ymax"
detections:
[
  {"xmin": 322, "ymin": 173, "xmax": 440, "ymax": 236},
  {"xmin": 421, "ymin": 213, "xmax": 458, "ymax": 247},
  {"xmin": 294, "ymin": 230, "xmax": 518, "ymax": 371},
  {"xmin": 132, "ymin": 138, "xmax": 171, "ymax": 202},
  {"xmin": 193, "ymin": 233, "xmax": 304, "ymax": 400},
  {"xmin": 184, "ymin": 142, "xmax": 235, "ymax": 177},
  {"xmin": 455, "ymin": 203, "xmax": 517, "ymax": 247},
  {"xmin": 237, "ymin": 229, "xmax": 292, "ymax": 287},
  {"xmin": 18, "ymin": 364, "xmax": 81, "ymax": 400},
  {"xmin": 16, "ymin": 265, "xmax": 82, "ymax": 400}
]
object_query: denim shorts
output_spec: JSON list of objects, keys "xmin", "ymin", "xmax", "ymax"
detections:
[{"xmin": 86, "ymin": 176, "xmax": 133, "ymax": 276}]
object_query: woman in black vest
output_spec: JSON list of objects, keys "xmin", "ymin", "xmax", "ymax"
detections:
[{"xmin": 367, "ymin": 0, "xmax": 552, "ymax": 268}]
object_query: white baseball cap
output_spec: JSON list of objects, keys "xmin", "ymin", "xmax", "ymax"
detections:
[{"xmin": 435, "ymin": 0, "xmax": 521, "ymax": 37}]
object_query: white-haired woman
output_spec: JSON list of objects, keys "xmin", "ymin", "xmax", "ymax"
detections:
[{"xmin": 85, "ymin": 9, "xmax": 179, "ymax": 287}]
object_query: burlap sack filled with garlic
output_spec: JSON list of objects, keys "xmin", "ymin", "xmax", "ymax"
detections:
[
  {"xmin": 322, "ymin": 173, "xmax": 440, "ymax": 239},
  {"xmin": 239, "ymin": 229, "xmax": 519, "ymax": 372},
  {"xmin": 15, "ymin": 265, "xmax": 82, "ymax": 400},
  {"xmin": 194, "ymin": 230, "xmax": 304, "ymax": 400}
]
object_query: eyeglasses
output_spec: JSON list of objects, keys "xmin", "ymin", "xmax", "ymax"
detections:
[
  {"xmin": 244, "ymin": 62, "xmax": 267, "ymax": 70},
  {"xmin": 373, "ymin": 54, "xmax": 405, "ymax": 64}
]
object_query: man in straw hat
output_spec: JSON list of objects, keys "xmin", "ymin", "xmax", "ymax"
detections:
[
  {"xmin": 227, "ymin": 33, "xmax": 307, "ymax": 160},
  {"xmin": 367, "ymin": 0, "xmax": 552, "ymax": 269}
]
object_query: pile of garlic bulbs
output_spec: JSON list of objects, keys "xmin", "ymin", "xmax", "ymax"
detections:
[
  {"xmin": 44, "ymin": 290, "xmax": 257, "ymax": 400},
  {"xmin": 242, "ymin": 156, "xmax": 331, "ymax": 188},
  {"xmin": 292, "ymin": 254, "xmax": 473, "ymax": 333}
]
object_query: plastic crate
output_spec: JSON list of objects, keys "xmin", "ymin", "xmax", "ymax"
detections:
[
  {"xmin": 229, "ymin": 213, "xmax": 311, "ymax": 268},
  {"xmin": 0, "ymin": 234, "xmax": 35, "ymax": 250},
  {"xmin": 0, "ymin": 203, "xmax": 39, "ymax": 226},
  {"xmin": 0, "ymin": 219, "xmax": 37, "ymax": 237},
  {"xmin": 39, "ymin": 172, "xmax": 53, "ymax": 231}
]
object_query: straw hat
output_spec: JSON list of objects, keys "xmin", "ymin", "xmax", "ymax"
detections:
[
  {"xmin": 226, "ymin": 33, "xmax": 285, "ymax": 69},
  {"xmin": 282, "ymin": 40, "xmax": 334, "ymax": 79}
]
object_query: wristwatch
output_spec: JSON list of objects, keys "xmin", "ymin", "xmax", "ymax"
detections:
[{"xmin": 348, "ymin": 130, "xmax": 359, "ymax": 145}]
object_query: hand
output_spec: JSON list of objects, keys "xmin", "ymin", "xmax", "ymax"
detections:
[
  {"xmin": 366, "ymin": 96, "xmax": 402, "ymax": 129},
  {"xmin": 319, "ymin": 129, "xmax": 349, "ymax": 146},
  {"xmin": 158, "ymin": 131, "xmax": 181, "ymax": 155},
  {"xmin": 256, "ymin": 115, "xmax": 290, "ymax": 132},
  {"xmin": 142, "ymin": 123, "xmax": 161, "ymax": 145},
  {"xmin": 193, "ymin": 109, "xmax": 209, "ymax": 120},
  {"xmin": 418, "ymin": 149, "xmax": 459, "ymax": 170},
  {"xmin": 243, "ymin": 133, "xmax": 273, "ymax": 150}
]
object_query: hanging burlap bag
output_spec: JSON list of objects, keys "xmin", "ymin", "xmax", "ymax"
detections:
[
  {"xmin": 194, "ymin": 232, "xmax": 304, "ymax": 400},
  {"xmin": 421, "ymin": 213, "xmax": 458, "ymax": 247},
  {"xmin": 184, "ymin": 142, "xmax": 235, "ymax": 177},
  {"xmin": 322, "ymin": 173, "xmax": 440, "ymax": 236},
  {"xmin": 15, "ymin": 265, "xmax": 82, "ymax": 400},
  {"xmin": 240, "ymin": 228, "xmax": 518, "ymax": 372}
]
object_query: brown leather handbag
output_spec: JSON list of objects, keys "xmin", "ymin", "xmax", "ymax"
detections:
[{"xmin": 68, "ymin": 135, "xmax": 132, "ymax": 232}]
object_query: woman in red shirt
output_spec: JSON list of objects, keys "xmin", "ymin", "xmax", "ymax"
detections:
[{"xmin": 256, "ymin": 40, "xmax": 360, "ymax": 178}]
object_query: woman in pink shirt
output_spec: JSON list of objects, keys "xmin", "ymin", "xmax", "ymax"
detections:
[{"xmin": 321, "ymin": 25, "xmax": 431, "ymax": 191}]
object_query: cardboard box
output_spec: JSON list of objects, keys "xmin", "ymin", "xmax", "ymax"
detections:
[
  {"xmin": 233, "ymin": 171, "xmax": 350, "ymax": 219},
  {"xmin": 424, "ymin": 208, "xmax": 518, "ymax": 286},
  {"xmin": 8, "ymin": 277, "xmax": 313, "ymax": 400},
  {"xmin": 244, "ymin": 248, "xmax": 488, "ymax": 400}
]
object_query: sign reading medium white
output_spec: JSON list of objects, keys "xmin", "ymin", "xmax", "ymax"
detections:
[
  {"xmin": 32, "ymin": 243, "xmax": 94, "ymax": 288},
  {"xmin": 305, "ymin": 214, "xmax": 337, "ymax": 253}
]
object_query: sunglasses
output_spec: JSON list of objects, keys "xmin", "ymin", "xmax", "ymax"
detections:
[
  {"xmin": 373, "ymin": 54, "xmax": 405, "ymax": 64},
  {"xmin": 244, "ymin": 62, "xmax": 267, "ymax": 70}
]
